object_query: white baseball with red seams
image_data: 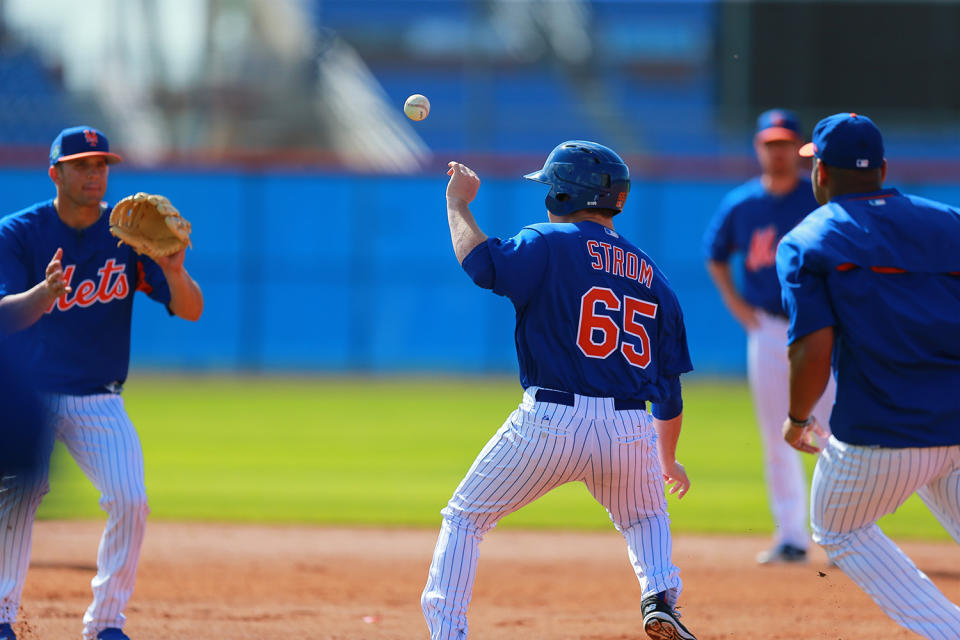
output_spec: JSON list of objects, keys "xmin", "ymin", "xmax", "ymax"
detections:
[{"xmin": 404, "ymin": 94, "xmax": 430, "ymax": 121}]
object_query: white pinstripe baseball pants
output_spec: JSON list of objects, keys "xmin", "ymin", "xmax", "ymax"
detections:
[
  {"xmin": 422, "ymin": 387, "xmax": 681, "ymax": 640},
  {"xmin": 812, "ymin": 436, "xmax": 960, "ymax": 638},
  {"xmin": 748, "ymin": 311, "xmax": 835, "ymax": 549},
  {"xmin": 0, "ymin": 393, "xmax": 149, "ymax": 639}
]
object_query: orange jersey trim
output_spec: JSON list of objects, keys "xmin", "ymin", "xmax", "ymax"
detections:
[{"xmin": 136, "ymin": 261, "xmax": 154, "ymax": 294}]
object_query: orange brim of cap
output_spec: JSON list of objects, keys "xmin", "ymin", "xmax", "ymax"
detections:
[
  {"xmin": 56, "ymin": 151, "xmax": 123, "ymax": 164},
  {"xmin": 798, "ymin": 142, "xmax": 816, "ymax": 157},
  {"xmin": 756, "ymin": 127, "xmax": 800, "ymax": 143}
]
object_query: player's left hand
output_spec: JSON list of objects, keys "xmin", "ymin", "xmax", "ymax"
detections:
[
  {"xmin": 782, "ymin": 416, "xmax": 828, "ymax": 454},
  {"xmin": 661, "ymin": 459, "xmax": 690, "ymax": 499}
]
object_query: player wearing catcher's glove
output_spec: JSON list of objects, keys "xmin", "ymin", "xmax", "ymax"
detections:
[{"xmin": 109, "ymin": 192, "xmax": 192, "ymax": 260}]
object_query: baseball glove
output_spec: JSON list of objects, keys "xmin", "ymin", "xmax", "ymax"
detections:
[{"xmin": 109, "ymin": 192, "xmax": 192, "ymax": 260}]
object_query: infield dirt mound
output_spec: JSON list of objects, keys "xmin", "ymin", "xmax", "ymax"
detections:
[{"xmin": 14, "ymin": 521, "xmax": 958, "ymax": 639}]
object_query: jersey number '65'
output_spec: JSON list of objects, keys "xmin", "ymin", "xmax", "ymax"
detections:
[{"xmin": 576, "ymin": 286, "xmax": 657, "ymax": 369}]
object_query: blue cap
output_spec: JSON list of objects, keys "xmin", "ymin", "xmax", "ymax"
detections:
[
  {"xmin": 49, "ymin": 126, "xmax": 123, "ymax": 166},
  {"xmin": 755, "ymin": 109, "xmax": 802, "ymax": 143},
  {"xmin": 799, "ymin": 113, "xmax": 884, "ymax": 169}
]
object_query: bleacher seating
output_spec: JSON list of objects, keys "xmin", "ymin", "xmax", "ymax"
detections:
[
  {"xmin": 317, "ymin": 0, "xmax": 960, "ymax": 165},
  {"xmin": 0, "ymin": 0, "xmax": 958, "ymax": 166},
  {"xmin": 0, "ymin": 45, "xmax": 78, "ymax": 145}
]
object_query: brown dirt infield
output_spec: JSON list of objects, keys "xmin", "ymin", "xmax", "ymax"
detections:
[{"xmin": 13, "ymin": 521, "xmax": 959, "ymax": 639}]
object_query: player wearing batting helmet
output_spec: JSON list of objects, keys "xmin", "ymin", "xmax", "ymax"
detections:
[
  {"xmin": 703, "ymin": 109, "xmax": 836, "ymax": 565},
  {"xmin": 778, "ymin": 113, "xmax": 960, "ymax": 636},
  {"xmin": 421, "ymin": 141, "xmax": 698, "ymax": 640}
]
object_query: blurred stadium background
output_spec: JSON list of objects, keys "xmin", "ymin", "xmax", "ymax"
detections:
[{"xmin": 2, "ymin": 0, "xmax": 959, "ymax": 377}]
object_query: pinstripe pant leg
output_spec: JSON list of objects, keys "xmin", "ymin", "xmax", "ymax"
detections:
[
  {"xmin": 584, "ymin": 408, "xmax": 682, "ymax": 607},
  {"xmin": 812, "ymin": 439, "xmax": 960, "ymax": 639},
  {"xmin": 55, "ymin": 394, "xmax": 149, "ymax": 639},
  {"xmin": 422, "ymin": 516, "xmax": 480, "ymax": 640},
  {"xmin": 422, "ymin": 416, "xmax": 523, "ymax": 640},
  {"xmin": 422, "ymin": 396, "xmax": 583, "ymax": 639},
  {"xmin": 0, "ymin": 449, "xmax": 53, "ymax": 623}
]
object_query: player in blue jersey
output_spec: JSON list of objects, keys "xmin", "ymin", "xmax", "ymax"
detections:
[
  {"xmin": 703, "ymin": 109, "xmax": 835, "ymax": 565},
  {"xmin": 0, "ymin": 126, "xmax": 203, "ymax": 640},
  {"xmin": 421, "ymin": 142, "xmax": 698, "ymax": 640},
  {"xmin": 777, "ymin": 113, "xmax": 960, "ymax": 637}
]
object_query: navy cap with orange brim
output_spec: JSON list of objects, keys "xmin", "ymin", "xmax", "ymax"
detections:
[
  {"xmin": 755, "ymin": 108, "xmax": 802, "ymax": 143},
  {"xmin": 49, "ymin": 126, "xmax": 123, "ymax": 166},
  {"xmin": 799, "ymin": 112, "xmax": 884, "ymax": 169}
]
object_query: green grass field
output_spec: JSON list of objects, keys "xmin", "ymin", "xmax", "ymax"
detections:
[{"xmin": 38, "ymin": 375, "xmax": 951, "ymax": 541}]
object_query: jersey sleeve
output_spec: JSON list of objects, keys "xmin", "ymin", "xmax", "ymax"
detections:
[
  {"xmin": 702, "ymin": 193, "xmax": 738, "ymax": 262},
  {"xmin": 0, "ymin": 219, "xmax": 31, "ymax": 299},
  {"xmin": 650, "ymin": 376, "xmax": 683, "ymax": 420},
  {"xmin": 135, "ymin": 256, "xmax": 174, "ymax": 313},
  {"xmin": 461, "ymin": 227, "xmax": 548, "ymax": 307},
  {"xmin": 461, "ymin": 242, "xmax": 494, "ymax": 288},
  {"xmin": 776, "ymin": 231, "xmax": 835, "ymax": 344},
  {"xmin": 658, "ymin": 286, "xmax": 694, "ymax": 378}
]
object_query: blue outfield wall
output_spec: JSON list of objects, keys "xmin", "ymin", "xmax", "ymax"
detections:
[{"xmin": 2, "ymin": 168, "xmax": 957, "ymax": 376}]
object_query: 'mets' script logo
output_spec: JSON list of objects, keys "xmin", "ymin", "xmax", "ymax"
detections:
[
  {"xmin": 46, "ymin": 259, "xmax": 130, "ymax": 313},
  {"xmin": 745, "ymin": 225, "xmax": 778, "ymax": 272}
]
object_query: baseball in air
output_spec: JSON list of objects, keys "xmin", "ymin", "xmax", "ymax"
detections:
[{"xmin": 404, "ymin": 94, "xmax": 430, "ymax": 121}]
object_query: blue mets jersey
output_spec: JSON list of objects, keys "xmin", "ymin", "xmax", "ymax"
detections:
[
  {"xmin": 462, "ymin": 220, "xmax": 692, "ymax": 412},
  {"xmin": 704, "ymin": 177, "xmax": 819, "ymax": 316},
  {"xmin": 0, "ymin": 200, "xmax": 172, "ymax": 395},
  {"xmin": 776, "ymin": 188, "xmax": 960, "ymax": 447}
]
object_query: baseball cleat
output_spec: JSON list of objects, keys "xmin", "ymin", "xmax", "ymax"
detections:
[
  {"xmin": 756, "ymin": 542, "xmax": 808, "ymax": 565},
  {"xmin": 642, "ymin": 592, "xmax": 697, "ymax": 640},
  {"xmin": 0, "ymin": 622, "xmax": 16, "ymax": 640},
  {"xmin": 96, "ymin": 628, "xmax": 130, "ymax": 640}
]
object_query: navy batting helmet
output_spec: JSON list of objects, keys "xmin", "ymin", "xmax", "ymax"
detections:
[{"xmin": 524, "ymin": 140, "xmax": 630, "ymax": 216}]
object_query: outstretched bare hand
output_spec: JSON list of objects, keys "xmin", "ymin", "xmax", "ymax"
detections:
[{"xmin": 44, "ymin": 248, "xmax": 72, "ymax": 299}]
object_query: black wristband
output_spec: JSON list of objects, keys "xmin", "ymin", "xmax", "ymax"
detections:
[{"xmin": 788, "ymin": 413, "xmax": 812, "ymax": 427}]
